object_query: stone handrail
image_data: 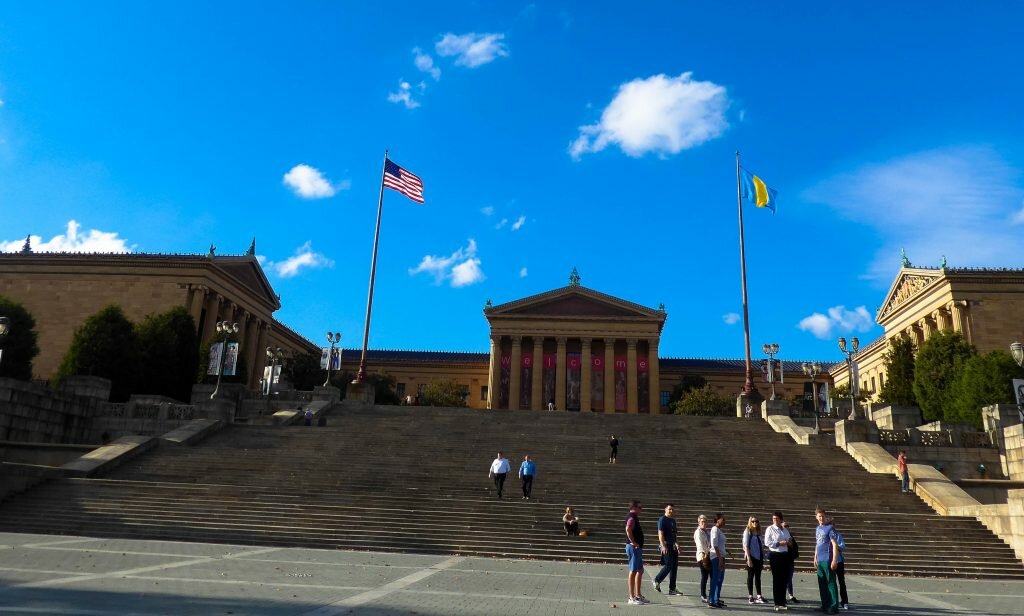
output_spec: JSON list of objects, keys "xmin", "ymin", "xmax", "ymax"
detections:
[{"xmin": 879, "ymin": 429, "xmax": 911, "ymax": 446}]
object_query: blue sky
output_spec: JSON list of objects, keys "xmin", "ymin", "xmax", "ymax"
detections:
[{"xmin": 2, "ymin": 2, "xmax": 1023, "ymax": 363}]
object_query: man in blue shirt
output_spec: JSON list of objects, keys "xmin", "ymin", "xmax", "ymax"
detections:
[
  {"xmin": 814, "ymin": 508, "xmax": 840, "ymax": 614},
  {"xmin": 652, "ymin": 504, "xmax": 682, "ymax": 596},
  {"xmin": 519, "ymin": 455, "xmax": 537, "ymax": 500}
]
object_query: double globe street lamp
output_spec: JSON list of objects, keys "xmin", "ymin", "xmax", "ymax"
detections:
[
  {"xmin": 802, "ymin": 361, "xmax": 823, "ymax": 434},
  {"xmin": 1009, "ymin": 342, "xmax": 1024, "ymax": 423},
  {"xmin": 324, "ymin": 332, "xmax": 342, "ymax": 387},
  {"xmin": 838, "ymin": 336, "xmax": 860, "ymax": 419},
  {"xmin": 762, "ymin": 343, "xmax": 780, "ymax": 400},
  {"xmin": 210, "ymin": 321, "xmax": 239, "ymax": 400},
  {"xmin": 265, "ymin": 346, "xmax": 284, "ymax": 397}
]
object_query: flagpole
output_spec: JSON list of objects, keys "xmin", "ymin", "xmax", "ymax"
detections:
[
  {"xmin": 736, "ymin": 150, "xmax": 755, "ymax": 395},
  {"xmin": 354, "ymin": 149, "xmax": 389, "ymax": 384}
]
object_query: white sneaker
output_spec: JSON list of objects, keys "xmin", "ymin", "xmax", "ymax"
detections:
[
  {"xmin": 842, "ymin": 604, "xmax": 850, "ymax": 610},
  {"xmin": 637, "ymin": 595, "xmax": 651, "ymax": 604},
  {"xmin": 628, "ymin": 598, "xmax": 642, "ymax": 605}
]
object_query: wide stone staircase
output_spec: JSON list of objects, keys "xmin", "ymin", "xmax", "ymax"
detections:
[{"xmin": 0, "ymin": 406, "xmax": 1021, "ymax": 578}]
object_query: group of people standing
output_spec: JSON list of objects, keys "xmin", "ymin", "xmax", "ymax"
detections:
[{"xmin": 624, "ymin": 503, "xmax": 849, "ymax": 612}]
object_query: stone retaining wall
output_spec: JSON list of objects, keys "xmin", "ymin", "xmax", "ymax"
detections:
[{"xmin": 0, "ymin": 377, "xmax": 107, "ymax": 443}]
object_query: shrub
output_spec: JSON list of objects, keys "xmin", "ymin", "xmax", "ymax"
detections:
[
  {"xmin": 878, "ymin": 336, "xmax": 916, "ymax": 406},
  {"xmin": 671, "ymin": 385, "xmax": 732, "ymax": 416},
  {"xmin": 420, "ymin": 378, "xmax": 468, "ymax": 407},
  {"xmin": 947, "ymin": 350, "xmax": 1024, "ymax": 428},
  {"xmin": 0, "ymin": 295, "xmax": 40, "ymax": 381},
  {"xmin": 57, "ymin": 305, "xmax": 140, "ymax": 401},
  {"xmin": 136, "ymin": 307, "xmax": 199, "ymax": 401}
]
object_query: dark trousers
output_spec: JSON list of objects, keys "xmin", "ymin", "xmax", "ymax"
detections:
[
  {"xmin": 564, "ymin": 521, "xmax": 579, "ymax": 536},
  {"xmin": 493, "ymin": 472, "xmax": 506, "ymax": 497},
  {"xmin": 654, "ymin": 548, "xmax": 678, "ymax": 590},
  {"xmin": 699, "ymin": 560, "xmax": 711, "ymax": 598},
  {"xmin": 836, "ymin": 561, "xmax": 848, "ymax": 605},
  {"xmin": 521, "ymin": 475, "xmax": 533, "ymax": 498},
  {"xmin": 746, "ymin": 557, "xmax": 763, "ymax": 596},
  {"xmin": 769, "ymin": 552, "xmax": 790, "ymax": 606}
]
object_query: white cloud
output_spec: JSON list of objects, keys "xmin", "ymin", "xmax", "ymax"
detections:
[
  {"xmin": 283, "ymin": 164, "xmax": 348, "ymax": 199},
  {"xmin": 722, "ymin": 312, "xmax": 740, "ymax": 325},
  {"xmin": 413, "ymin": 47, "xmax": 441, "ymax": 80},
  {"xmin": 804, "ymin": 146, "xmax": 1024, "ymax": 280},
  {"xmin": 511, "ymin": 215, "xmax": 526, "ymax": 231},
  {"xmin": 0, "ymin": 220, "xmax": 133, "ymax": 253},
  {"xmin": 435, "ymin": 32, "xmax": 508, "ymax": 68},
  {"xmin": 1011, "ymin": 200, "xmax": 1024, "ymax": 225},
  {"xmin": 409, "ymin": 239, "xmax": 485, "ymax": 287},
  {"xmin": 570, "ymin": 72, "xmax": 729, "ymax": 160},
  {"xmin": 481, "ymin": 206, "xmax": 495, "ymax": 216},
  {"xmin": 519, "ymin": 267, "xmax": 528, "ymax": 278},
  {"xmin": 798, "ymin": 305, "xmax": 873, "ymax": 340},
  {"xmin": 387, "ymin": 80, "xmax": 420, "ymax": 109},
  {"xmin": 495, "ymin": 217, "xmax": 508, "ymax": 230},
  {"xmin": 262, "ymin": 241, "xmax": 334, "ymax": 278}
]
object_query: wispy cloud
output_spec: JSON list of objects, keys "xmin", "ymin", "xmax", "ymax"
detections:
[
  {"xmin": 387, "ymin": 80, "xmax": 421, "ymax": 109},
  {"xmin": 481, "ymin": 206, "xmax": 495, "ymax": 216},
  {"xmin": 409, "ymin": 239, "xmax": 486, "ymax": 287},
  {"xmin": 804, "ymin": 146, "xmax": 1024, "ymax": 280},
  {"xmin": 435, "ymin": 32, "xmax": 508, "ymax": 68},
  {"xmin": 0, "ymin": 220, "xmax": 133, "ymax": 253},
  {"xmin": 511, "ymin": 215, "xmax": 526, "ymax": 231},
  {"xmin": 260, "ymin": 241, "xmax": 334, "ymax": 278},
  {"xmin": 798, "ymin": 305, "xmax": 873, "ymax": 340},
  {"xmin": 722, "ymin": 312, "xmax": 740, "ymax": 325},
  {"xmin": 519, "ymin": 267, "xmax": 528, "ymax": 278},
  {"xmin": 413, "ymin": 47, "xmax": 441, "ymax": 80},
  {"xmin": 283, "ymin": 164, "xmax": 349, "ymax": 199},
  {"xmin": 570, "ymin": 72, "xmax": 729, "ymax": 160},
  {"xmin": 495, "ymin": 218, "xmax": 508, "ymax": 230}
]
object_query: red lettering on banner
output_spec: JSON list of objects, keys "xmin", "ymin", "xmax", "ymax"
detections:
[
  {"xmin": 568, "ymin": 356, "xmax": 580, "ymax": 369},
  {"xmin": 523, "ymin": 355, "xmax": 533, "ymax": 368},
  {"xmin": 544, "ymin": 354, "xmax": 557, "ymax": 369},
  {"xmin": 638, "ymin": 359, "xmax": 648, "ymax": 373},
  {"xmin": 593, "ymin": 356, "xmax": 602, "ymax": 369},
  {"xmin": 500, "ymin": 355, "xmax": 511, "ymax": 368},
  {"xmin": 614, "ymin": 359, "xmax": 627, "ymax": 370}
]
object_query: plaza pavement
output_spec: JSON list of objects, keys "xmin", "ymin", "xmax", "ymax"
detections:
[{"xmin": 0, "ymin": 532, "xmax": 1020, "ymax": 615}]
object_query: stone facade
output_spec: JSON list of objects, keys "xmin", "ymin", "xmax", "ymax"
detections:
[
  {"xmin": 0, "ymin": 251, "xmax": 318, "ymax": 387},
  {"xmin": 833, "ymin": 265, "xmax": 1024, "ymax": 397}
]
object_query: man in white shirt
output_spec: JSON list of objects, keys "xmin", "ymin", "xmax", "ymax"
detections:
[
  {"xmin": 488, "ymin": 452, "xmax": 511, "ymax": 499},
  {"xmin": 764, "ymin": 511, "xmax": 793, "ymax": 611}
]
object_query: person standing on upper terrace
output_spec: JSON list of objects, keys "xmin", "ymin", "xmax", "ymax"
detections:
[
  {"xmin": 489, "ymin": 452, "xmax": 511, "ymax": 499},
  {"xmin": 519, "ymin": 454, "xmax": 536, "ymax": 500},
  {"xmin": 897, "ymin": 450, "xmax": 909, "ymax": 493}
]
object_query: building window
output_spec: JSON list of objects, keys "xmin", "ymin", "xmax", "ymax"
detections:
[
  {"xmin": 396, "ymin": 383, "xmax": 406, "ymax": 398},
  {"xmin": 870, "ymin": 377, "xmax": 876, "ymax": 392},
  {"xmin": 481, "ymin": 386, "xmax": 488, "ymax": 401},
  {"xmin": 879, "ymin": 374, "xmax": 885, "ymax": 389},
  {"xmin": 660, "ymin": 391, "xmax": 671, "ymax": 408}
]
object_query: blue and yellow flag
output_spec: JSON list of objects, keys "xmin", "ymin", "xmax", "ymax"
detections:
[{"xmin": 740, "ymin": 169, "xmax": 777, "ymax": 213}]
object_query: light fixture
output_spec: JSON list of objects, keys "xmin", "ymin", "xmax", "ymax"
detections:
[
  {"xmin": 0, "ymin": 316, "xmax": 9, "ymax": 337},
  {"xmin": 1011, "ymin": 342, "xmax": 1024, "ymax": 368}
]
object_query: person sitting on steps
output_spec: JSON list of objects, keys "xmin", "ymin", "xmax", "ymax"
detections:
[{"xmin": 563, "ymin": 507, "xmax": 579, "ymax": 536}]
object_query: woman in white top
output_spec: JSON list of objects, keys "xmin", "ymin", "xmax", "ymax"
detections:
[
  {"xmin": 764, "ymin": 511, "xmax": 793, "ymax": 610},
  {"xmin": 693, "ymin": 514, "xmax": 712, "ymax": 603},
  {"xmin": 743, "ymin": 516, "xmax": 766, "ymax": 604}
]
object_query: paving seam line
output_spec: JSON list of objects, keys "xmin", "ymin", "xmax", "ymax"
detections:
[
  {"xmin": 20, "ymin": 537, "xmax": 103, "ymax": 549},
  {"xmin": 299, "ymin": 556, "xmax": 465, "ymax": 615},
  {"xmin": 850, "ymin": 575, "xmax": 981, "ymax": 614}
]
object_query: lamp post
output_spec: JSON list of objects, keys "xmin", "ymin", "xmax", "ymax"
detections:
[
  {"xmin": 324, "ymin": 332, "xmax": 342, "ymax": 387},
  {"xmin": 0, "ymin": 316, "xmax": 9, "ymax": 369},
  {"xmin": 1009, "ymin": 342, "xmax": 1024, "ymax": 423},
  {"xmin": 803, "ymin": 361, "xmax": 823, "ymax": 434},
  {"xmin": 265, "ymin": 346, "xmax": 283, "ymax": 397},
  {"xmin": 210, "ymin": 320, "xmax": 239, "ymax": 399},
  {"xmin": 838, "ymin": 336, "xmax": 860, "ymax": 419},
  {"xmin": 762, "ymin": 343, "xmax": 780, "ymax": 400}
]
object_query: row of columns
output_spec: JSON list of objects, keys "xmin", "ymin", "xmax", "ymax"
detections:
[
  {"xmin": 904, "ymin": 300, "xmax": 971, "ymax": 347},
  {"xmin": 183, "ymin": 284, "xmax": 270, "ymax": 388},
  {"xmin": 487, "ymin": 335, "xmax": 661, "ymax": 414}
]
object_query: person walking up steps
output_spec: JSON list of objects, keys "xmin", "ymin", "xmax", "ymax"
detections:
[
  {"xmin": 743, "ymin": 516, "xmax": 766, "ymax": 605},
  {"xmin": 897, "ymin": 450, "xmax": 910, "ymax": 493},
  {"xmin": 609, "ymin": 435, "xmax": 618, "ymax": 463},
  {"xmin": 694, "ymin": 515, "xmax": 712, "ymax": 604},
  {"xmin": 765, "ymin": 511, "xmax": 792, "ymax": 611},
  {"xmin": 519, "ymin": 454, "xmax": 536, "ymax": 500},
  {"xmin": 624, "ymin": 501, "xmax": 649, "ymax": 605},
  {"xmin": 488, "ymin": 452, "xmax": 510, "ymax": 499},
  {"xmin": 653, "ymin": 504, "xmax": 682, "ymax": 596}
]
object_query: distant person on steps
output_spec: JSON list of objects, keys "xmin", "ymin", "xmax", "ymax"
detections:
[
  {"xmin": 519, "ymin": 454, "xmax": 537, "ymax": 500},
  {"xmin": 563, "ymin": 507, "xmax": 580, "ymax": 536},
  {"xmin": 609, "ymin": 435, "xmax": 618, "ymax": 463},
  {"xmin": 897, "ymin": 450, "xmax": 910, "ymax": 493},
  {"xmin": 488, "ymin": 452, "xmax": 510, "ymax": 499}
]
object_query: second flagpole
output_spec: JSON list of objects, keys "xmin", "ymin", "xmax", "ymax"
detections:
[
  {"xmin": 354, "ymin": 149, "xmax": 389, "ymax": 385},
  {"xmin": 736, "ymin": 150, "xmax": 756, "ymax": 397}
]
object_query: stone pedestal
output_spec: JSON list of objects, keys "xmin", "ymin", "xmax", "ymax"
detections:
[
  {"xmin": 873, "ymin": 405, "xmax": 923, "ymax": 430},
  {"xmin": 345, "ymin": 381, "xmax": 376, "ymax": 406},
  {"xmin": 58, "ymin": 376, "xmax": 112, "ymax": 401},
  {"xmin": 194, "ymin": 398, "xmax": 236, "ymax": 423},
  {"xmin": 761, "ymin": 399, "xmax": 789, "ymax": 420},
  {"xmin": 313, "ymin": 386, "xmax": 341, "ymax": 403},
  {"xmin": 983, "ymin": 404, "xmax": 1023, "ymax": 432},
  {"xmin": 736, "ymin": 390, "xmax": 765, "ymax": 418},
  {"xmin": 835, "ymin": 419, "xmax": 879, "ymax": 450}
]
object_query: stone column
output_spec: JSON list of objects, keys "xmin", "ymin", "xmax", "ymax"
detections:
[
  {"xmin": 604, "ymin": 339, "xmax": 616, "ymax": 413},
  {"xmin": 933, "ymin": 309, "xmax": 948, "ymax": 332},
  {"xmin": 648, "ymin": 339, "xmax": 661, "ymax": 415},
  {"xmin": 509, "ymin": 336, "xmax": 522, "ymax": 411},
  {"xmin": 531, "ymin": 337, "xmax": 544, "ymax": 411},
  {"xmin": 487, "ymin": 335, "xmax": 500, "ymax": 409},
  {"xmin": 919, "ymin": 317, "xmax": 934, "ymax": 340},
  {"xmin": 580, "ymin": 337, "xmax": 592, "ymax": 412},
  {"xmin": 200, "ymin": 292, "xmax": 222, "ymax": 344},
  {"xmin": 949, "ymin": 300, "xmax": 972, "ymax": 343},
  {"xmin": 555, "ymin": 337, "xmax": 567, "ymax": 411},
  {"xmin": 627, "ymin": 338, "xmax": 638, "ymax": 414}
]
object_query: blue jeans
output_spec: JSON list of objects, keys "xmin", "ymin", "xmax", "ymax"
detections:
[
  {"xmin": 654, "ymin": 548, "xmax": 678, "ymax": 590},
  {"xmin": 709, "ymin": 559, "xmax": 725, "ymax": 604},
  {"xmin": 901, "ymin": 470, "xmax": 910, "ymax": 492}
]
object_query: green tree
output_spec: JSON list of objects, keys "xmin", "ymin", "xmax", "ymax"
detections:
[
  {"xmin": 830, "ymin": 383, "xmax": 870, "ymax": 403},
  {"xmin": 947, "ymin": 350, "xmax": 1024, "ymax": 427},
  {"xmin": 57, "ymin": 305, "xmax": 140, "ymax": 402},
  {"xmin": 671, "ymin": 384, "xmax": 732, "ymax": 416},
  {"xmin": 0, "ymin": 295, "xmax": 40, "ymax": 381},
  {"xmin": 282, "ymin": 351, "xmax": 324, "ymax": 391},
  {"xmin": 669, "ymin": 374, "xmax": 707, "ymax": 405},
  {"xmin": 419, "ymin": 378, "xmax": 468, "ymax": 407},
  {"xmin": 878, "ymin": 336, "xmax": 917, "ymax": 406},
  {"xmin": 135, "ymin": 307, "xmax": 199, "ymax": 402},
  {"xmin": 913, "ymin": 330, "xmax": 976, "ymax": 422}
]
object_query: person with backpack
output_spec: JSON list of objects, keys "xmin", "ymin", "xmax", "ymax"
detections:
[
  {"xmin": 781, "ymin": 520, "xmax": 800, "ymax": 604},
  {"xmin": 765, "ymin": 511, "xmax": 793, "ymax": 611},
  {"xmin": 743, "ymin": 516, "xmax": 766, "ymax": 605},
  {"xmin": 829, "ymin": 517, "xmax": 850, "ymax": 610}
]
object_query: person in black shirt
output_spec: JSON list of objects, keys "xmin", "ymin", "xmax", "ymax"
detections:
[
  {"xmin": 624, "ymin": 501, "xmax": 648, "ymax": 605},
  {"xmin": 609, "ymin": 435, "xmax": 619, "ymax": 463},
  {"xmin": 653, "ymin": 503, "xmax": 681, "ymax": 595}
]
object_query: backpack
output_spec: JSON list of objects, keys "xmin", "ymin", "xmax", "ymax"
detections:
[{"xmin": 789, "ymin": 535, "xmax": 800, "ymax": 561}]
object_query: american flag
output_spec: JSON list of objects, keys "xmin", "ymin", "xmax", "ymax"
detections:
[{"xmin": 383, "ymin": 159, "xmax": 424, "ymax": 204}]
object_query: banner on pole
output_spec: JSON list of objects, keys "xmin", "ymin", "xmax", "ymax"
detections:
[
  {"xmin": 223, "ymin": 342, "xmax": 239, "ymax": 377},
  {"xmin": 207, "ymin": 342, "xmax": 223, "ymax": 376}
]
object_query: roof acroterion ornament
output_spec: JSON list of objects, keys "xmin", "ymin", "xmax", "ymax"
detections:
[
  {"xmin": 485, "ymin": 298, "xmax": 493, "ymax": 309},
  {"xmin": 569, "ymin": 267, "xmax": 581, "ymax": 287},
  {"xmin": 940, "ymin": 255, "xmax": 947, "ymax": 270},
  {"xmin": 901, "ymin": 248, "xmax": 910, "ymax": 268},
  {"xmin": 20, "ymin": 235, "xmax": 31, "ymax": 254},
  {"xmin": 246, "ymin": 237, "xmax": 256, "ymax": 256},
  {"xmin": 208, "ymin": 243, "xmax": 216, "ymax": 258}
]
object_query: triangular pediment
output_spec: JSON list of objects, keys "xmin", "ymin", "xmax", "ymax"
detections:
[
  {"xmin": 214, "ymin": 257, "xmax": 282, "ymax": 310},
  {"xmin": 877, "ymin": 268, "xmax": 942, "ymax": 321},
  {"xmin": 487, "ymin": 286, "xmax": 663, "ymax": 320}
]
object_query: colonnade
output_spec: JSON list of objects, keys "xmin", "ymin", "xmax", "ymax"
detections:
[
  {"xmin": 486, "ymin": 334, "xmax": 662, "ymax": 414},
  {"xmin": 902, "ymin": 300, "xmax": 971, "ymax": 347},
  {"xmin": 183, "ymin": 284, "xmax": 270, "ymax": 388}
]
